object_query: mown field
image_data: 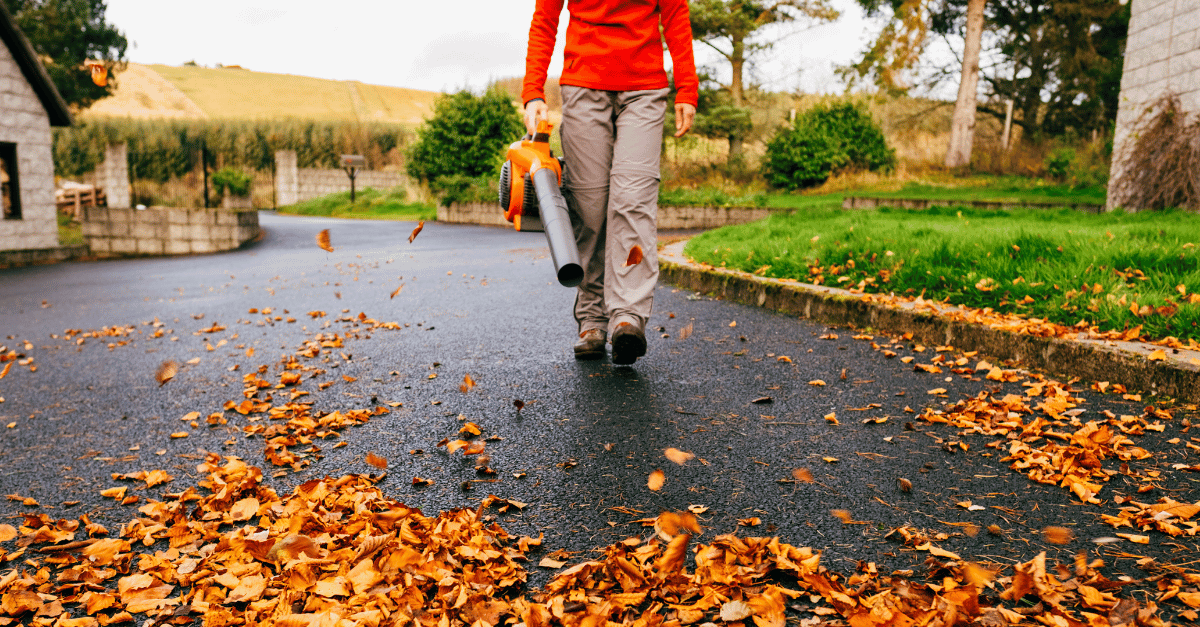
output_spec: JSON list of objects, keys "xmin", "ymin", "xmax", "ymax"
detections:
[{"xmin": 84, "ymin": 63, "xmax": 439, "ymax": 125}]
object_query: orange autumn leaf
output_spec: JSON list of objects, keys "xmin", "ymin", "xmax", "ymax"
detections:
[
  {"xmin": 390, "ymin": 284, "xmax": 405, "ymax": 299},
  {"xmin": 408, "ymin": 221, "xmax": 425, "ymax": 243},
  {"xmin": 738, "ymin": 517, "xmax": 762, "ymax": 527},
  {"xmin": 664, "ymin": 448, "xmax": 694, "ymax": 465},
  {"xmin": 316, "ymin": 229, "xmax": 334, "ymax": 252},
  {"xmin": 0, "ymin": 362, "xmax": 10, "ymax": 380},
  {"xmin": 647, "ymin": 469, "xmax": 665, "ymax": 491},
  {"xmin": 625, "ymin": 245, "xmax": 644, "ymax": 267},
  {"xmin": 88, "ymin": 62, "xmax": 108, "ymax": 87},
  {"xmin": 365, "ymin": 453, "xmax": 388, "ymax": 470},
  {"xmin": 1043, "ymin": 526, "xmax": 1074, "ymax": 545},
  {"xmin": 154, "ymin": 360, "xmax": 178, "ymax": 386},
  {"xmin": 792, "ymin": 468, "xmax": 814, "ymax": 483},
  {"xmin": 459, "ymin": 373, "xmax": 476, "ymax": 393}
]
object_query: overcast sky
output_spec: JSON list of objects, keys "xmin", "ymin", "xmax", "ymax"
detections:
[{"xmin": 104, "ymin": 0, "xmax": 879, "ymax": 96}]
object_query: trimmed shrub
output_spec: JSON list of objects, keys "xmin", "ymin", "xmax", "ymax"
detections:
[
  {"xmin": 211, "ymin": 167, "xmax": 252, "ymax": 197},
  {"xmin": 430, "ymin": 174, "xmax": 498, "ymax": 206},
  {"xmin": 763, "ymin": 125, "xmax": 847, "ymax": 190},
  {"xmin": 406, "ymin": 88, "xmax": 525, "ymax": 182},
  {"xmin": 763, "ymin": 101, "xmax": 895, "ymax": 190}
]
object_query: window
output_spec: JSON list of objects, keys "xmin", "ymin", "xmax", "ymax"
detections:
[{"xmin": 0, "ymin": 143, "xmax": 19, "ymax": 220}]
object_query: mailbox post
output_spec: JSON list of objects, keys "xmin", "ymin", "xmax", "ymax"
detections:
[{"xmin": 342, "ymin": 155, "xmax": 366, "ymax": 203}]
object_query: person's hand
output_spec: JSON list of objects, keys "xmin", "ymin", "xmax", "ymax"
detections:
[
  {"xmin": 674, "ymin": 103, "xmax": 696, "ymax": 137},
  {"xmin": 524, "ymin": 99, "xmax": 549, "ymax": 135}
]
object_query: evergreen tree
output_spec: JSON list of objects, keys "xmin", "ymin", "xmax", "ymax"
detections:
[{"xmin": 4, "ymin": 0, "xmax": 128, "ymax": 110}]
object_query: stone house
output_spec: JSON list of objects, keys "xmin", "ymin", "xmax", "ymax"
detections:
[
  {"xmin": 0, "ymin": 1, "xmax": 71, "ymax": 251},
  {"xmin": 1107, "ymin": 0, "xmax": 1200, "ymax": 208}
]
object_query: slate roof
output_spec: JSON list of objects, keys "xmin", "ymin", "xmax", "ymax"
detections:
[{"xmin": 0, "ymin": 1, "xmax": 72, "ymax": 127}]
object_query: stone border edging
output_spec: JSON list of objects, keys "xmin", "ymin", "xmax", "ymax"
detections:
[
  {"xmin": 842, "ymin": 195, "xmax": 1105, "ymax": 213},
  {"xmin": 659, "ymin": 241, "xmax": 1200, "ymax": 403},
  {"xmin": 0, "ymin": 244, "xmax": 89, "ymax": 269}
]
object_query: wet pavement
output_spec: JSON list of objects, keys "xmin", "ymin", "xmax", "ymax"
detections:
[{"xmin": 1, "ymin": 211, "xmax": 1197, "ymax": 592}]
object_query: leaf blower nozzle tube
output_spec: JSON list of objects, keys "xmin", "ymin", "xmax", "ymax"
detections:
[{"xmin": 531, "ymin": 168, "xmax": 583, "ymax": 287}]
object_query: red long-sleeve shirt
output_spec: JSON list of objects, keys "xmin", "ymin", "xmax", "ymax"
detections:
[{"xmin": 522, "ymin": 0, "xmax": 699, "ymax": 107}]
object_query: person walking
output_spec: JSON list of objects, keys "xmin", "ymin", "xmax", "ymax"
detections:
[{"xmin": 522, "ymin": 0, "xmax": 698, "ymax": 366}]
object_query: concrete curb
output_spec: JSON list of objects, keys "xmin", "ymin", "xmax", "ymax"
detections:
[{"xmin": 659, "ymin": 241, "xmax": 1200, "ymax": 403}]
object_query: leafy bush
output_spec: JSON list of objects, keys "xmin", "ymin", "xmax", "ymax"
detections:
[
  {"xmin": 764, "ymin": 125, "xmax": 846, "ymax": 190},
  {"xmin": 406, "ymin": 88, "xmax": 525, "ymax": 182},
  {"xmin": 763, "ymin": 101, "xmax": 895, "ymax": 190},
  {"xmin": 692, "ymin": 105, "xmax": 754, "ymax": 142},
  {"xmin": 430, "ymin": 174, "xmax": 499, "ymax": 206},
  {"xmin": 1044, "ymin": 147, "xmax": 1074, "ymax": 180},
  {"xmin": 211, "ymin": 167, "xmax": 252, "ymax": 197}
]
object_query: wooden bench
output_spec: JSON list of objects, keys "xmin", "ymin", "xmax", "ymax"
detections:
[{"xmin": 56, "ymin": 187, "xmax": 106, "ymax": 218}]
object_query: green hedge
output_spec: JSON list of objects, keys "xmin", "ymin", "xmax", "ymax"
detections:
[{"xmin": 53, "ymin": 118, "xmax": 412, "ymax": 182}]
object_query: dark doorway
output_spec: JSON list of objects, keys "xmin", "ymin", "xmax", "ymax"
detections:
[{"xmin": 0, "ymin": 143, "xmax": 19, "ymax": 220}]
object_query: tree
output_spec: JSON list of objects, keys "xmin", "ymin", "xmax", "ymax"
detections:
[
  {"xmin": 848, "ymin": 0, "xmax": 1129, "ymax": 142},
  {"xmin": 689, "ymin": 0, "xmax": 839, "ymax": 158},
  {"xmin": 405, "ymin": 88, "xmax": 524, "ymax": 183},
  {"xmin": 944, "ymin": 0, "xmax": 984, "ymax": 167},
  {"xmin": 4, "ymin": 0, "xmax": 128, "ymax": 110}
]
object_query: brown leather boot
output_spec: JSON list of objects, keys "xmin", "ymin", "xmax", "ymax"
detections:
[
  {"xmin": 574, "ymin": 328, "xmax": 607, "ymax": 360},
  {"xmin": 611, "ymin": 322, "xmax": 646, "ymax": 365}
]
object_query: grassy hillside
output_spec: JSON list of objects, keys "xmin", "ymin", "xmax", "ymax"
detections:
[{"xmin": 83, "ymin": 63, "xmax": 439, "ymax": 125}]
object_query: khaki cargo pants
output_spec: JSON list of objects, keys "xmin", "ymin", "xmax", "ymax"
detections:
[{"xmin": 560, "ymin": 85, "xmax": 669, "ymax": 336}]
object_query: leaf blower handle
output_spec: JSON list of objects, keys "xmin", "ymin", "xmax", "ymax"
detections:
[{"xmin": 530, "ymin": 168, "xmax": 583, "ymax": 287}]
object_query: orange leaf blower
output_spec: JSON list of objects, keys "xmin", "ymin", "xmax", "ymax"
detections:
[{"xmin": 499, "ymin": 120, "xmax": 583, "ymax": 287}]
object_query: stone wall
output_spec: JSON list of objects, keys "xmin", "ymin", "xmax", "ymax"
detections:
[
  {"xmin": 0, "ymin": 36, "xmax": 57, "ymax": 251},
  {"xmin": 1108, "ymin": 0, "xmax": 1200, "ymax": 208},
  {"xmin": 437, "ymin": 202, "xmax": 774, "ymax": 230},
  {"xmin": 81, "ymin": 206, "xmax": 259, "ymax": 256},
  {"xmin": 274, "ymin": 150, "xmax": 407, "ymax": 206}
]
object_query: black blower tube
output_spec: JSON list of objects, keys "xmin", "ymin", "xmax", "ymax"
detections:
[{"xmin": 531, "ymin": 168, "xmax": 584, "ymax": 287}]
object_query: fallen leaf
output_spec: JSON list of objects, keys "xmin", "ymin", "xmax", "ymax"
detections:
[
  {"xmin": 751, "ymin": 396, "xmax": 773, "ymax": 404},
  {"xmin": 792, "ymin": 468, "xmax": 814, "ymax": 483},
  {"xmin": 365, "ymin": 453, "xmax": 387, "ymax": 470},
  {"xmin": 316, "ymin": 229, "xmax": 334, "ymax": 252},
  {"xmin": 647, "ymin": 469, "xmax": 665, "ymax": 491},
  {"xmin": 154, "ymin": 361, "xmax": 178, "ymax": 386},
  {"xmin": 830, "ymin": 510, "xmax": 852, "ymax": 523},
  {"xmin": 678, "ymin": 322, "xmax": 693, "ymax": 340},
  {"xmin": 664, "ymin": 448, "xmax": 694, "ymax": 465},
  {"xmin": 824, "ymin": 412, "xmax": 838, "ymax": 424},
  {"xmin": 729, "ymin": 320, "xmax": 737, "ymax": 327},
  {"xmin": 721, "ymin": 600, "xmax": 753, "ymax": 621},
  {"xmin": 538, "ymin": 557, "xmax": 565, "ymax": 568},
  {"xmin": 513, "ymin": 399, "xmax": 525, "ymax": 411},
  {"xmin": 1147, "ymin": 349, "xmax": 1167, "ymax": 361},
  {"xmin": 408, "ymin": 221, "xmax": 425, "ymax": 243},
  {"xmin": 809, "ymin": 379, "xmax": 826, "ymax": 386},
  {"xmin": 229, "ymin": 497, "xmax": 259, "ymax": 522},
  {"xmin": 822, "ymin": 456, "xmax": 839, "ymax": 463},
  {"xmin": 899, "ymin": 478, "xmax": 912, "ymax": 492},
  {"xmin": 625, "ymin": 245, "xmax": 644, "ymax": 267},
  {"xmin": 0, "ymin": 524, "xmax": 14, "ymax": 542},
  {"xmin": 1043, "ymin": 526, "xmax": 1074, "ymax": 545},
  {"xmin": 0, "ymin": 362, "xmax": 10, "ymax": 380},
  {"xmin": 170, "ymin": 432, "xmax": 188, "ymax": 439},
  {"xmin": 390, "ymin": 284, "xmax": 405, "ymax": 299},
  {"xmin": 1116, "ymin": 533, "xmax": 1150, "ymax": 544},
  {"xmin": 459, "ymin": 373, "xmax": 476, "ymax": 393}
]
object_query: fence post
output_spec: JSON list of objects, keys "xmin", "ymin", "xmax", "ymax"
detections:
[
  {"xmin": 100, "ymin": 143, "xmax": 130, "ymax": 209},
  {"xmin": 275, "ymin": 150, "xmax": 299, "ymax": 207}
]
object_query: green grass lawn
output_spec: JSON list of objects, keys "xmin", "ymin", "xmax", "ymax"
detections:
[
  {"xmin": 686, "ymin": 205, "xmax": 1200, "ymax": 343},
  {"xmin": 277, "ymin": 188, "xmax": 436, "ymax": 222},
  {"xmin": 58, "ymin": 214, "xmax": 83, "ymax": 247}
]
